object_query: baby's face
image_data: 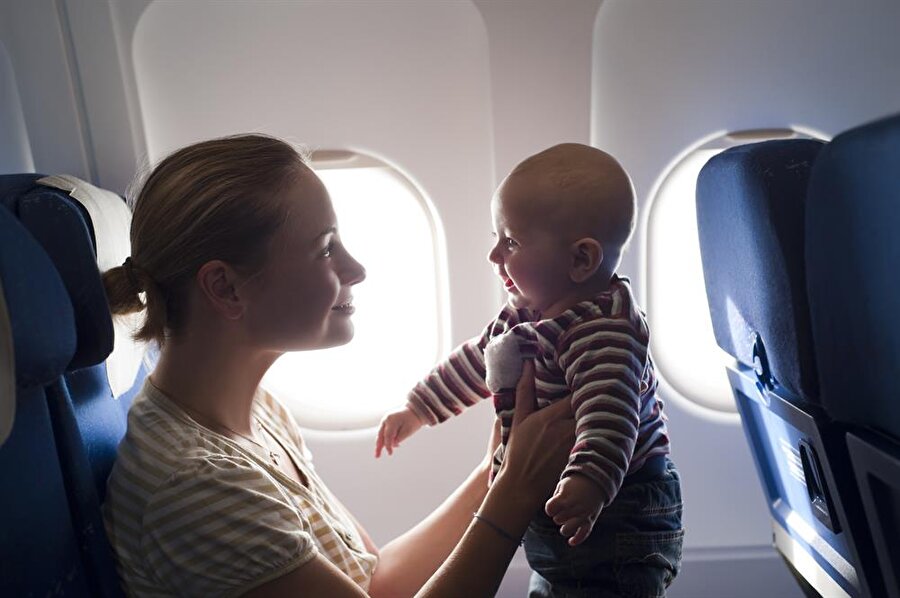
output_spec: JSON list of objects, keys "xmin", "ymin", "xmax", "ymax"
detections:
[{"xmin": 487, "ymin": 174, "xmax": 578, "ymax": 318}]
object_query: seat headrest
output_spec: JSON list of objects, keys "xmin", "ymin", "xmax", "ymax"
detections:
[
  {"xmin": 806, "ymin": 113, "xmax": 900, "ymax": 437},
  {"xmin": 36, "ymin": 174, "xmax": 145, "ymax": 398},
  {"xmin": 696, "ymin": 139, "xmax": 823, "ymax": 399},
  {"xmin": 0, "ymin": 206, "xmax": 76, "ymax": 386},
  {"xmin": 0, "ymin": 174, "xmax": 114, "ymax": 369}
]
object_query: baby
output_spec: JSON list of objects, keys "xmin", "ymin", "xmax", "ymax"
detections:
[{"xmin": 377, "ymin": 144, "xmax": 682, "ymax": 594}]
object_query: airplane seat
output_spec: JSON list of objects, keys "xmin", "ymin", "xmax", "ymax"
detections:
[
  {"xmin": 806, "ymin": 112, "xmax": 900, "ymax": 598},
  {"xmin": 0, "ymin": 173, "xmax": 148, "ymax": 597},
  {"xmin": 0, "ymin": 206, "xmax": 94, "ymax": 595},
  {"xmin": 696, "ymin": 139, "xmax": 879, "ymax": 598}
]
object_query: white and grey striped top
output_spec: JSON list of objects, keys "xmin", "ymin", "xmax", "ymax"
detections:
[{"xmin": 103, "ymin": 380, "xmax": 376, "ymax": 597}]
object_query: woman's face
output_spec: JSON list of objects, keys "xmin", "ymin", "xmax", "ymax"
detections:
[{"xmin": 243, "ymin": 173, "xmax": 366, "ymax": 352}]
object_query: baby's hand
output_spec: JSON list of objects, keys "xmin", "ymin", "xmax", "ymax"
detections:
[
  {"xmin": 545, "ymin": 474, "xmax": 605, "ymax": 546},
  {"xmin": 375, "ymin": 406, "xmax": 425, "ymax": 458}
]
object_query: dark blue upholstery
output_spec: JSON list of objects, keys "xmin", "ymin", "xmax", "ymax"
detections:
[
  {"xmin": 696, "ymin": 139, "xmax": 880, "ymax": 597},
  {"xmin": 696, "ymin": 139, "xmax": 823, "ymax": 398},
  {"xmin": 0, "ymin": 173, "xmax": 135, "ymax": 597},
  {"xmin": 806, "ymin": 114, "xmax": 900, "ymax": 438},
  {"xmin": 806, "ymin": 112, "xmax": 900, "ymax": 598},
  {"xmin": 0, "ymin": 207, "xmax": 93, "ymax": 596},
  {"xmin": 0, "ymin": 173, "xmax": 113, "ymax": 370}
]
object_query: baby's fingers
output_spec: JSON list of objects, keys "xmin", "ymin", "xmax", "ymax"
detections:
[
  {"xmin": 375, "ymin": 424, "xmax": 386, "ymax": 458},
  {"xmin": 544, "ymin": 490, "xmax": 570, "ymax": 518},
  {"xmin": 568, "ymin": 525, "xmax": 591, "ymax": 547},
  {"xmin": 557, "ymin": 517, "xmax": 583, "ymax": 538},
  {"xmin": 385, "ymin": 431, "xmax": 395, "ymax": 456},
  {"xmin": 548, "ymin": 504, "xmax": 584, "ymax": 527}
]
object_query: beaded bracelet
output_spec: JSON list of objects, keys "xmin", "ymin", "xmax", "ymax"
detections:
[{"xmin": 472, "ymin": 512, "xmax": 523, "ymax": 546}]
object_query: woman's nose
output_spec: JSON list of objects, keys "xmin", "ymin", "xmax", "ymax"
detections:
[{"xmin": 342, "ymin": 251, "xmax": 366, "ymax": 286}]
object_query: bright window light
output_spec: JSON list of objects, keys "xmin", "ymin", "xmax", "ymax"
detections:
[
  {"xmin": 263, "ymin": 157, "xmax": 444, "ymax": 430},
  {"xmin": 647, "ymin": 148, "xmax": 736, "ymax": 414}
]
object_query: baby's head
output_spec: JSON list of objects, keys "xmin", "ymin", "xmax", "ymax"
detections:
[{"xmin": 488, "ymin": 143, "xmax": 635, "ymax": 317}]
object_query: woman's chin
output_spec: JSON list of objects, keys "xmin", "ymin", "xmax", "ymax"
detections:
[{"xmin": 318, "ymin": 323, "xmax": 356, "ymax": 350}]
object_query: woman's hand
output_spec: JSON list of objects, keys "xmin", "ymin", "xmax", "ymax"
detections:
[
  {"xmin": 482, "ymin": 418, "xmax": 502, "ymax": 473},
  {"xmin": 496, "ymin": 360, "xmax": 575, "ymax": 508},
  {"xmin": 413, "ymin": 362, "xmax": 575, "ymax": 598}
]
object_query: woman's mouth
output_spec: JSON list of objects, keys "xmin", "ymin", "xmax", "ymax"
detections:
[{"xmin": 332, "ymin": 300, "xmax": 355, "ymax": 314}]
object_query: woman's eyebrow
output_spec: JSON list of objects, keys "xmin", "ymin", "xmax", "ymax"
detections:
[{"xmin": 312, "ymin": 226, "xmax": 337, "ymax": 244}]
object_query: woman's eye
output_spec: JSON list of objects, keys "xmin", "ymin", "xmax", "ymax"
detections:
[{"xmin": 321, "ymin": 242, "xmax": 334, "ymax": 258}]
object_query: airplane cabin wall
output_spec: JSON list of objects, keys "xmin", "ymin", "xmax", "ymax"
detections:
[
  {"xmin": 593, "ymin": 0, "xmax": 900, "ymax": 550},
  {"xmin": 2, "ymin": 1, "xmax": 900, "ymax": 597},
  {"xmin": 591, "ymin": 1, "xmax": 900, "ymax": 595},
  {"xmin": 0, "ymin": 40, "xmax": 33, "ymax": 173},
  {"xmin": 0, "ymin": 0, "xmax": 91, "ymax": 180}
]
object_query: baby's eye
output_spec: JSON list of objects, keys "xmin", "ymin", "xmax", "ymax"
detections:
[{"xmin": 505, "ymin": 238, "xmax": 518, "ymax": 249}]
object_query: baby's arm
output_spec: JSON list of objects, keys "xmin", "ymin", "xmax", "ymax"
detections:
[
  {"xmin": 375, "ymin": 313, "xmax": 515, "ymax": 458},
  {"xmin": 549, "ymin": 316, "xmax": 648, "ymax": 543}
]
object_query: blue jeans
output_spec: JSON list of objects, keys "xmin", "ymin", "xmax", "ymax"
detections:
[{"xmin": 524, "ymin": 458, "xmax": 684, "ymax": 598}]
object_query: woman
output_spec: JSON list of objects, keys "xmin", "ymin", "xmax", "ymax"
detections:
[{"xmin": 102, "ymin": 134, "xmax": 574, "ymax": 597}]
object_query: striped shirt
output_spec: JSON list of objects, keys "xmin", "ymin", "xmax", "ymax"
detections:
[
  {"xmin": 408, "ymin": 276, "xmax": 670, "ymax": 509},
  {"xmin": 103, "ymin": 380, "xmax": 376, "ymax": 597}
]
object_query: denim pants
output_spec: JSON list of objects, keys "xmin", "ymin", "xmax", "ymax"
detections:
[{"xmin": 524, "ymin": 458, "xmax": 684, "ymax": 598}]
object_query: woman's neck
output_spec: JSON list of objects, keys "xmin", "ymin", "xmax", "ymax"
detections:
[{"xmin": 150, "ymin": 328, "xmax": 280, "ymax": 436}]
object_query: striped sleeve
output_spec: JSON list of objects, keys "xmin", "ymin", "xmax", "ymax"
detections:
[
  {"xmin": 407, "ymin": 307, "xmax": 524, "ymax": 425},
  {"xmin": 557, "ymin": 315, "xmax": 648, "ymax": 508},
  {"xmin": 141, "ymin": 455, "xmax": 317, "ymax": 597}
]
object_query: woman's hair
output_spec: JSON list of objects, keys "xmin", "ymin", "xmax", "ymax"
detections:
[{"xmin": 103, "ymin": 133, "xmax": 310, "ymax": 345}]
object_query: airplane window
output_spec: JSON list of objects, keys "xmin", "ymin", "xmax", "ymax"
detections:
[
  {"xmin": 646, "ymin": 129, "xmax": 817, "ymax": 414},
  {"xmin": 262, "ymin": 151, "xmax": 444, "ymax": 430}
]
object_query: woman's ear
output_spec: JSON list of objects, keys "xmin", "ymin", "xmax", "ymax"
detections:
[
  {"xmin": 569, "ymin": 238, "xmax": 603, "ymax": 283},
  {"xmin": 197, "ymin": 260, "xmax": 245, "ymax": 320}
]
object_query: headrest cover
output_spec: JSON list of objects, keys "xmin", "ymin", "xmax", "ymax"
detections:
[
  {"xmin": 37, "ymin": 175, "xmax": 145, "ymax": 397},
  {"xmin": 0, "ymin": 207, "xmax": 76, "ymax": 387},
  {"xmin": 696, "ymin": 139, "xmax": 823, "ymax": 399},
  {"xmin": 806, "ymin": 113, "xmax": 900, "ymax": 437},
  {"xmin": 0, "ymin": 174, "xmax": 113, "ymax": 369}
]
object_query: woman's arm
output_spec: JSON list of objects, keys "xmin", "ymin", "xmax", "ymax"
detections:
[
  {"xmin": 416, "ymin": 361, "xmax": 574, "ymax": 597},
  {"xmin": 367, "ymin": 457, "xmax": 491, "ymax": 598},
  {"xmin": 368, "ymin": 418, "xmax": 502, "ymax": 597},
  {"xmin": 246, "ymin": 362, "xmax": 573, "ymax": 598},
  {"xmin": 246, "ymin": 455, "xmax": 493, "ymax": 598}
]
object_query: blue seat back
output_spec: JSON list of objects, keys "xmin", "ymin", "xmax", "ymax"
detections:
[
  {"xmin": 697, "ymin": 139, "xmax": 822, "ymax": 399},
  {"xmin": 0, "ymin": 207, "xmax": 93, "ymax": 595},
  {"xmin": 0, "ymin": 173, "xmax": 140, "ymax": 597},
  {"xmin": 696, "ymin": 139, "xmax": 877, "ymax": 597},
  {"xmin": 806, "ymin": 114, "xmax": 900, "ymax": 438},
  {"xmin": 806, "ymin": 112, "xmax": 900, "ymax": 598}
]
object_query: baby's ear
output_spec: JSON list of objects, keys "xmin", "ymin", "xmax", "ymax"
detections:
[{"xmin": 569, "ymin": 238, "xmax": 603, "ymax": 283}]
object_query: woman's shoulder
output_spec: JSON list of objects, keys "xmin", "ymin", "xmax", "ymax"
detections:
[{"xmin": 109, "ymin": 382, "xmax": 263, "ymax": 499}]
